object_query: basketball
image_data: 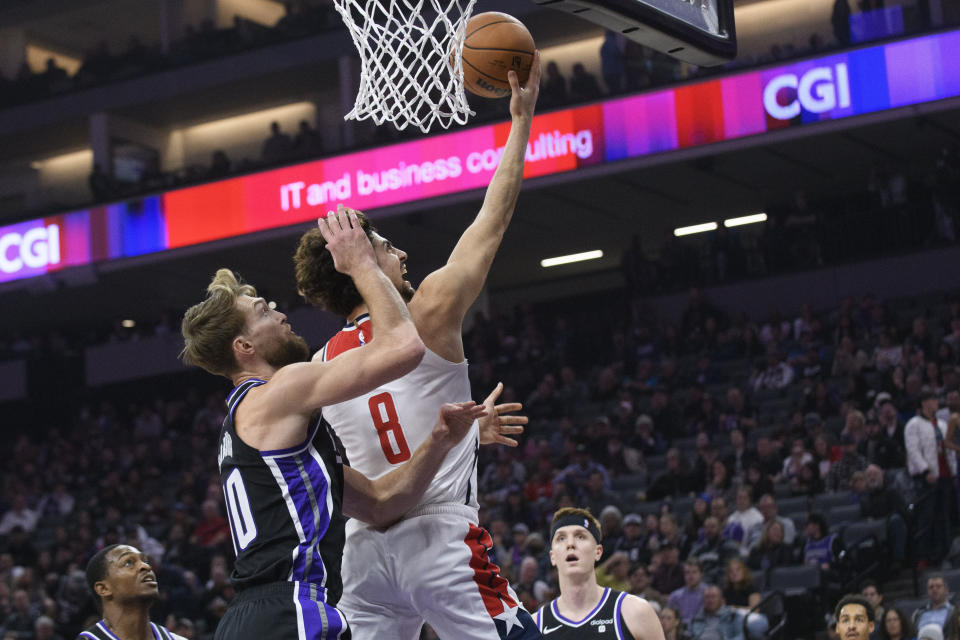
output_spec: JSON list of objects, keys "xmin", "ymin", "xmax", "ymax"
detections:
[{"xmin": 461, "ymin": 12, "xmax": 536, "ymax": 99}]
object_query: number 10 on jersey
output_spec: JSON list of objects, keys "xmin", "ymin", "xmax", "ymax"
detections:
[{"xmin": 368, "ymin": 392, "xmax": 412, "ymax": 463}]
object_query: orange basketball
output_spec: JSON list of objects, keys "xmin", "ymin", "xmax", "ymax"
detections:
[{"xmin": 461, "ymin": 12, "xmax": 535, "ymax": 99}]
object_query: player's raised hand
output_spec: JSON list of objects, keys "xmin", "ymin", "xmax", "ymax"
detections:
[
  {"xmin": 508, "ymin": 49, "xmax": 540, "ymax": 120},
  {"xmin": 478, "ymin": 382, "xmax": 527, "ymax": 447},
  {"xmin": 433, "ymin": 401, "xmax": 487, "ymax": 446},
  {"xmin": 317, "ymin": 204, "xmax": 375, "ymax": 277}
]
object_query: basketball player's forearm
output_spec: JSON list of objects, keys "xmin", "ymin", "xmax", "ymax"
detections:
[
  {"xmin": 477, "ymin": 117, "xmax": 532, "ymax": 232},
  {"xmin": 363, "ymin": 434, "xmax": 454, "ymax": 526},
  {"xmin": 353, "ymin": 268, "xmax": 419, "ymax": 344}
]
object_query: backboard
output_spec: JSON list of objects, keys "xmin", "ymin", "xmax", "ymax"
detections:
[{"xmin": 531, "ymin": 0, "xmax": 736, "ymax": 67}]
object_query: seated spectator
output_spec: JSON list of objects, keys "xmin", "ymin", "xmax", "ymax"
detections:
[
  {"xmin": 752, "ymin": 349, "xmax": 794, "ymax": 392},
  {"xmin": 36, "ymin": 483, "xmax": 74, "ymax": 520},
  {"xmin": 688, "ymin": 585, "xmax": 745, "ymax": 640},
  {"xmin": 703, "ymin": 459, "xmax": 732, "ymax": 501},
  {"xmin": 754, "ymin": 436, "xmax": 783, "ymax": 480},
  {"xmin": 724, "ymin": 429, "xmax": 756, "ymax": 483},
  {"xmin": 721, "ymin": 388, "xmax": 758, "ymax": 433},
  {"xmin": 861, "ymin": 580, "xmax": 886, "ymax": 631},
  {"xmin": 833, "ymin": 335, "xmax": 869, "ymax": 376},
  {"xmin": 689, "ymin": 517, "xmax": 740, "ymax": 585},
  {"xmin": 745, "ymin": 462, "xmax": 776, "ymax": 499},
  {"xmin": 684, "ymin": 496, "xmax": 710, "ymax": 543},
  {"xmin": 783, "ymin": 438, "xmax": 814, "ymax": 484},
  {"xmin": 879, "ymin": 607, "xmax": 915, "ymax": 640},
  {"xmin": 656, "ymin": 513, "xmax": 688, "ymax": 557},
  {"xmin": 667, "ymin": 559, "xmax": 707, "ymax": 624},
  {"xmin": 646, "ymin": 448, "xmax": 697, "ymax": 501},
  {"xmin": 913, "ymin": 575, "xmax": 956, "ymax": 632},
  {"xmin": 34, "ymin": 614, "xmax": 65, "ymax": 640},
  {"xmin": 629, "ymin": 564, "xmax": 665, "ymax": 607},
  {"xmin": 595, "ymin": 550, "xmax": 632, "ymax": 592},
  {"xmin": 860, "ymin": 416, "xmax": 901, "ymax": 469},
  {"xmin": 792, "ymin": 460, "xmax": 825, "ymax": 497},
  {"xmin": 727, "ymin": 486, "xmax": 763, "ymax": 546},
  {"xmin": 581, "ymin": 470, "xmax": 621, "ymax": 516},
  {"xmin": 189, "ymin": 499, "xmax": 229, "ymax": 550},
  {"xmin": 616, "ymin": 513, "xmax": 652, "ymax": 567},
  {"xmin": 826, "ymin": 435, "xmax": 868, "ymax": 492},
  {"xmin": 660, "ymin": 606, "xmax": 688, "ymax": 640},
  {"xmin": 631, "ymin": 414, "xmax": 665, "ymax": 456},
  {"xmin": 747, "ymin": 520, "xmax": 796, "ymax": 571},
  {"xmin": 0, "ymin": 494, "xmax": 38, "ymax": 535},
  {"xmin": 651, "ymin": 543, "xmax": 684, "ymax": 595},
  {"xmin": 3, "ymin": 589, "xmax": 38, "ymax": 639},
  {"xmin": 722, "ymin": 559, "xmax": 757, "ymax": 609},
  {"xmin": 860, "ymin": 464, "xmax": 908, "ymax": 566},
  {"xmin": 744, "ymin": 494, "xmax": 797, "ymax": 549},
  {"xmin": 803, "ymin": 513, "xmax": 839, "ymax": 571},
  {"xmin": 553, "ymin": 443, "xmax": 610, "ymax": 498}
]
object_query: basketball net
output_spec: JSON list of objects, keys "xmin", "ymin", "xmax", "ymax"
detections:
[{"xmin": 334, "ymin": 0, "xmax": 477, "ymax": 133}]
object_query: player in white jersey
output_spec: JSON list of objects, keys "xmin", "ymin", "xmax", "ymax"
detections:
[{"xmin": 293, "ymin": 54, "xmax": 542, "ymax": 640}]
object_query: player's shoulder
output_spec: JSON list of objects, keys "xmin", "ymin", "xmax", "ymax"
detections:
[{"xmin": 320, "ymin": 320, "xmax": 369, "ymax": 361}]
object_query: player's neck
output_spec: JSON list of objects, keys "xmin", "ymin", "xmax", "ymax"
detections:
[
  {"xmin": 557, "ymin": 575, "xmax": 604, "ymax": 616},
  {"xmin": 102, "ymin": 603, "xmax": 153, "ymax": 640},
  {"xmin": 347, "ymin": 304, "xmax": 370, "ymax": 326}
]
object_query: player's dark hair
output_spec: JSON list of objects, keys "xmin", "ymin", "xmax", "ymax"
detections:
[
  {"xmin": 294, "ymin": 212, "xmax": 376, "ymax": 317},
  {"xmin": 86, "ymin": 544, "xmax": 121, "ymax": 610},
  {"xmin": 834, "ymin": 594, "xmax": 875, "ymax": 625},
  {"xmin": 806, "ymin": 512, "xmax": 829, "ymax": 538}
]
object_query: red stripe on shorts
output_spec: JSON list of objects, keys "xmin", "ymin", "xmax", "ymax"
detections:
[{"xmin": 464, "ymin": 524, "xmax": 518, "ymax": 618}]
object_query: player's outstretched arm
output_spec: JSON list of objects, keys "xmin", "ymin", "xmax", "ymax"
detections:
[
  {"xmin": 342, "ymin": 402, "xmax": 486, "ymax": 527},
  {"xmin": 477, "ymin": 382, "xmax": 527, "ymax": 447},
  {"xmin": 622, "ymin": 595, "xmax": 666, "ymax": 640},
  {"xmin": 267, "ymin": 207, "xmax": 424, "ymax": 414},
  {"xmin": 413, "ymin": 52, "xmax": 541, "ymax": 333}
]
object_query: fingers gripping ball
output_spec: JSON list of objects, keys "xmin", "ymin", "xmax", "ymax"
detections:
[{"xmin": 461, "ymin": 12, "xmax": 535, "ymax": 99}]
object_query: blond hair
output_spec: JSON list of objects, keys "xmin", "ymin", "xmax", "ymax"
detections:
[{"xmin": 180, "ymin": 269, "xmax": 256, "ymax": 377}]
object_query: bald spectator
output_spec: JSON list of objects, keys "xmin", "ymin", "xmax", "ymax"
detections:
[
  {"xmin": 744, "ymin": 494, "xmax": 797, "ymax": 549},
  {"xmin": 689, "ymin": 585, "xmax": 745, "ymax": 640},
  {"xmin": 913, "ymin": 575, "xmax": 956, "ymax": 632}
]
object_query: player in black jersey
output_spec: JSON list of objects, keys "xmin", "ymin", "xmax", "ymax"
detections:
[
  {"xmin": 181, "ymin": 208, "xmax": 488, "ymax": 640},
  {"xmin": 536, "ymin": 508, "xmax": 664, "ymax": 640},
  {"xmin": 77, "ymin": 544, "xmax": 185, "ymax": 640}
]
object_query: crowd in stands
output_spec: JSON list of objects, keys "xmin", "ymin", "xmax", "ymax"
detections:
[
  {"xmin": 0, "ymin": 2, "xmax": 338, "ymax": 109},
  {"xmin": 2, "ymin": 256, "xmax": 960, "ymax": 637}
]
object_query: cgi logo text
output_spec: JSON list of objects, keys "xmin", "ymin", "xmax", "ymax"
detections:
[
  {"xmin": 0, "ymin": 224, "xmax": 60, "ymax": 274},
  {"xmin": 763, "ymin": 63, "xmax": 851, "ymax": 120}
]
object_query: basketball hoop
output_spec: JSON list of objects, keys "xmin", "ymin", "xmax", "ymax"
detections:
[{"xmin": 333, "ymin": 0, "xmax": 478, "ymax": 133}]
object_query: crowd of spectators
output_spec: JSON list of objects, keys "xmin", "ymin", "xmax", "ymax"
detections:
[
  {"xmin": 2, "ymin": 261, "xmax": 960, "ymax": 637},
  {"xmin": 0, "ymin": 2, "xmax": 338, "ymax": 109}
]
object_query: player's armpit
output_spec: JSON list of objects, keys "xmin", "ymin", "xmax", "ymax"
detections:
[{"xmin": 622, "ymin": 595, "xmax": 665, "ymax": 640}]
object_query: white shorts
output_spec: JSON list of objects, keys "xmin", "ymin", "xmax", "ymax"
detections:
[{"xmin": 338, "ymin": 503, "xmax": 538, "ymax": 640}]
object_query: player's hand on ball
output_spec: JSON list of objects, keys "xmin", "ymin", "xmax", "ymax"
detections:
[
  {"xmin": 478, "ymin": 382, "xmax": 527, "ymax": 447},
  {"xmin": 509, "ymin": 49, "xmax": 540, "ymax": 120},
  {"xmin": 435, "ymin": 401, "xmax": 487, "ymax": 446},
  {"xmin": 317, "ymin": 204, "xmax": 375, "ymax": 276}
]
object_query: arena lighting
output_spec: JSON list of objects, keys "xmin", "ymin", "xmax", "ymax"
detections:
[
  {"xmin": 723, "ymin": 213, "xmax": 768, "ymax": 227},
  {"xmin": 121, "ymin": 319, "xmax": 136, "ymax": 328},
  {"xmin": 267, "ymin": 301, "xmax": 277, "ymax": 309},
  {"xmin": 674, "ymin": 222, "xmax": 718, "ymax": 237},
  {"xmin": 540, "ymin": 250, "xmax": 604, "ymax": 268}
]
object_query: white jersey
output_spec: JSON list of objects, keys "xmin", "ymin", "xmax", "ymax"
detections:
[{"xmin": 317, "ymin": 313, "xmax": 480, "ymax": 512}]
